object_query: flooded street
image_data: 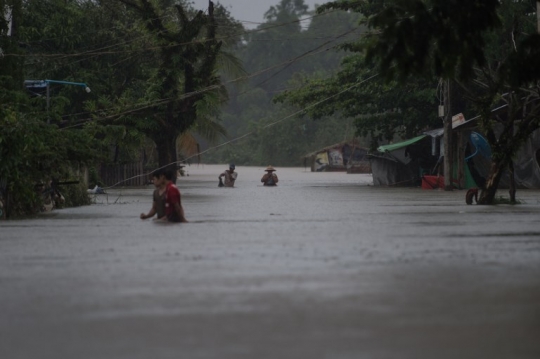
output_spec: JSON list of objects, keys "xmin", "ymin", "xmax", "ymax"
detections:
[{"xmin": 1, "ymin": 164, "xmax": 540, "ymax": 359}]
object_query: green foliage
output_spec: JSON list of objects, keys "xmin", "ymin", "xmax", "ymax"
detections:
[
  {"xmin": 206, "ymin": 100, "xmax": 361, "ymax": 166},
  {"xmin": 359, "ymin": 0, "xmax": 501, "ymax": 82},
  {"xmin": 60, "ymin": 181, "xmax": 91, "ymax": 208},
  {"xmin": 275, "ymin": 56, "xmax": 439, "ymax": 146},
  {"xmin": 0, "ymin": 106, "xmax": 96, "ymax": 216},
  {"xmin": 83, "ymin": 0, "xmax": 233, "ymax": 170},
  {"xmin": 6, "ymin": 0, "xmax": 536, "ymax": 215},
  {"xmin": 0, "ymin": 0, "xmax": 23, "ymax": 88},
  {"xmin": 319, "ymin": 0, "xmax": 506, "ymax": 83},
  {"xmin": 238, "ymin": 0, "xmax": 360, "ymax": 93},
  {"xmin": 1, "ymin": 0, "xmax": 241, "ymax": 215},
  {"xmin": 205, "ymin": 0, "xmax": 366, "ymax": 165},
  {"xmin": 342, "ymin": 0, "xmax": 540, "ymax": 204},
  {"xmin": 460, "ymin": 1, "xmax": 540, "ymax": 182},
  {"xmin": 1, "ymin": 0, "xmax": 104, "ymax": 216},
  {"xmin": 273, "ymin": 0, "xmax": 540, "ymax": 185}
]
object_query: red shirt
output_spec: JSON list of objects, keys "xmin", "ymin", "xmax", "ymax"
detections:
[{"xmin": 165, "ymin": 182, "xmax": 181, "ymax": 217}]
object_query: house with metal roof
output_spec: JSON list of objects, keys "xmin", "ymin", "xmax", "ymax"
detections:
[{"xmin": 303, "ymin": 140, "xmax": 371, "ymax": 173}]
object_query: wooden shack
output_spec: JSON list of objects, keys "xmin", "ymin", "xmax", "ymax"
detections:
[{"xmin": 303, "ymin": 141, "xmax": 371, "ymax": 173}]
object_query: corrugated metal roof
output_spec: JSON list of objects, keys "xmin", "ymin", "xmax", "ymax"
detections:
[
  {"xmin": 377, "ymin": 135, "xmax": 427, "ymax": 153},
  {"xmin": 303, "ymin": 140, "xmax": 365, "ymax": 158},
  {"xmin": 424, "ymin": 128, "xmax": 444, "ymax": 138}
]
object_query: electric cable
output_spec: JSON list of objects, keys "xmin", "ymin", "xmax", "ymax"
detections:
[
  {"xmin": 101, "ymin": 72, "xmax": 380, "ymax": 189},
  {"xmin": 55, "ymin": 25, "xmax": 364, "ymax": 129},
  {"xmin": 6, "ymin": 10, "xmax": 338, "ymax": 59}
]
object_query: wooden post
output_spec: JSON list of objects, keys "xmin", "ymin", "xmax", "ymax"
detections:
[
  {"xmin": 443, "ymin": 80, "xmax": 453, "ymax": 191},
  {"xmin": 537, "ymin": 1, "xmax": 540, "ymax": 33},
  {"xmin": 457, "ymin": 131, "xmax": 466, "ymax": 189},
  {"xmin": 81, "ymin": 166, "xmax": 88, "ymax": 187},
  {"xmin": 138, "ymin": 162, "xmax": 141, "ymax": 185},
  {"xmin": 508, "ymin": 99, "xmax": 516, "ymax": 202}
]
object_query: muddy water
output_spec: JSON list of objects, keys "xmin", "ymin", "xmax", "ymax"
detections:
[{"xmin": 1, "ymin": 165, "xmax": 540, "ymax": 359}]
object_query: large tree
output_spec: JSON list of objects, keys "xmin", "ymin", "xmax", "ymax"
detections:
[
  {"xmin": 274, "ymin": 1, "xmax": 440, "ymax": 149},
  {"xmin": 1, "ymin": 0, "xmax": 99, "ymax": 217},
  {"xmin": 359, "ymin": 0, "xmax": 540, "ymax": 204},
  {"xmin": 113, "ymin": 0, "xmax": 225, "ymax": 176},
  {"xmin": 239, "ymin": 0, "xmax": 309, "ymax": 93},
  {"xmin": 279, "ymin": 0, "xmax": 540, "ymax": 203},
  {"xmin": 204, "ymin": 0, "xmax": 368, "ymax": 166},
  {"xmin": 275, "ymin": 52, "xmax": 440, "ymax": 148},
  {"xmin": 461, "ymin": 0, "xmax": 540, "ymax": 203},
  {"xmin": 0, "ymin": 0, "xmax": 22, "ymax": 90}
]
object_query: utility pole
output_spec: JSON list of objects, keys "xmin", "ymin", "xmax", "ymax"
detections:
[
  {"xmin": 443, "ymin": 79, "xmax": 453, "ymax": 191},
  {"xmin": 537, "ymin": 0, "xmax": 540, "ymax": 33}
]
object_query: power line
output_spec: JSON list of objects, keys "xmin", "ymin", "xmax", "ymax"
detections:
[
  {"xmin": 25, "ymin": 34, "xmax": 348, "ymax": 129},
  {"xmin": 54, "ymin": 25, "xmax": 364, "ymax": 129},
  {"xmin": 7, "ymin": 4, "xmax": 375, "ymax": 189},
  {"xmin": 103, "ymin": 72, "xmax": 380, "ymax": 189},
  {"xmin": 5, "ymin": 9, "xmax": 340, "ymax": 59}
]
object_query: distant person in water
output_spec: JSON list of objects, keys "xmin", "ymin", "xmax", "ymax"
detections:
[
  {"xmin": 218, "ymin": 163, "xmax": 238, "ymax": 187},
  {"xmin": 163, "ymin": 168, "xmax": 188, "ymax": 223},
  {"xmin": 261, "ymin": 165, "xmax": 279, "ymax": 186},
  {"xmin": 140, "ymin": 169, "xmax": 166, "ymax": 220}
]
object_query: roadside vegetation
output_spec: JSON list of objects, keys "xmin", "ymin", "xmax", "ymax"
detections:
[
  {"xmin": 278, "ymin": 0, "xmax": 540, "ymax": 204},
  {"xmin": 1, "ymin": 0, "xmax": 539, "ymax": 218}
]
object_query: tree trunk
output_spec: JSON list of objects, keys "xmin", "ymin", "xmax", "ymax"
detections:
[
  {"xmin": 508, "ymin": 159, "xmax": 516, "ymax": 203},
  {"xmin": 477, "ymin": 159, "xmax": 507, "ymax": 205},
  {"xmin": 507, "ymin": 115, "xmax": 516, "ymax": 203},
  {"xmin": 456, "ymin": 131, "xmax": 466, "ymax": 189},
  {"xmin": 443, "ymin": 80, "xmax": 453, "ymax": 191},
  {"xmin": 537, "ymin": 0, "xmax": 540, "ymax": 34},
  {"xmin": 154, "ymin": 131, "xmax": 178, "ymax": 183}
]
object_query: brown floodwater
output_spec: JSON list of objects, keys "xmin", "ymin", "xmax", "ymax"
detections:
[{"xmin": 1, "ymin": 165, "xmax": 540, "ymax": 359}]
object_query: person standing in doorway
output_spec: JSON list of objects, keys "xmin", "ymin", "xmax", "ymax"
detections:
[
  {"xmin": 163, "ymin": 168, "xmax": 188, "ymax": 223},
  {"xmin": 140, "ymin": 169, "xmax": 167, "ymax": 220},
  {"xmin": 261, "ymin": 165, "xmax": 279, "ymax": 186},
  {"xmin": 219, "ymin": 164, "xmax": 238, "ymax": 187}
]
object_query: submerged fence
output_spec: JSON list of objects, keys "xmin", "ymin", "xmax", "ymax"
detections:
[{"xmin": 100, "ymin": 162, "xmax": 147, "ymax": 187}]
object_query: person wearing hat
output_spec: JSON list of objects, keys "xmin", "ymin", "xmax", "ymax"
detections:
[
  {"xmin": 261, "ymin": 165, "xmax": 279, "ymax": 186},
  {"xmin": 219, "ymin": 163, "xmax": 238, "ymax": 187}
]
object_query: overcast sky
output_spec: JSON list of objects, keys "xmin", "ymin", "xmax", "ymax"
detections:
[{"xmin": 190, "ymin": 0, "xmax": 322, "ymax": 28}]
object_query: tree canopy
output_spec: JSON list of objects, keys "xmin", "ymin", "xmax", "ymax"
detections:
[
  {"xmin": 279, "ymin": 0, "xmax": 540, "ymax": 203},
  {"xmin": 1, "ymin": 0, "xmax": 242, "ymax": 215},
  {"xmin": 204, "ymin": 0, "xmax": 368, "ymax": 166},
  {"xmin": 4, "ymin": 0, "xmax": 540, "ymax": 215}
]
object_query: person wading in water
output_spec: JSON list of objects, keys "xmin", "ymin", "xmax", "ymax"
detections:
[
  {"xmin": 140, "ymin": 169, "xmax": 167, "ymax": 220},
  {"xmin": 218, "ymin": 164, "xmax": 238, "ymax": 187},
  {"xmin": 261, "ymin": 165, "xmax": 279, "ymax": 186},
  {"xmin": 163, "ymin": 168, "xmax": 188, "ymax": 223}
]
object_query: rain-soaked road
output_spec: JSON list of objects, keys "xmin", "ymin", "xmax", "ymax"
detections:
[{"xmin": 1, "ymin": 165, "xmax": 540, "ymax": 359}]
